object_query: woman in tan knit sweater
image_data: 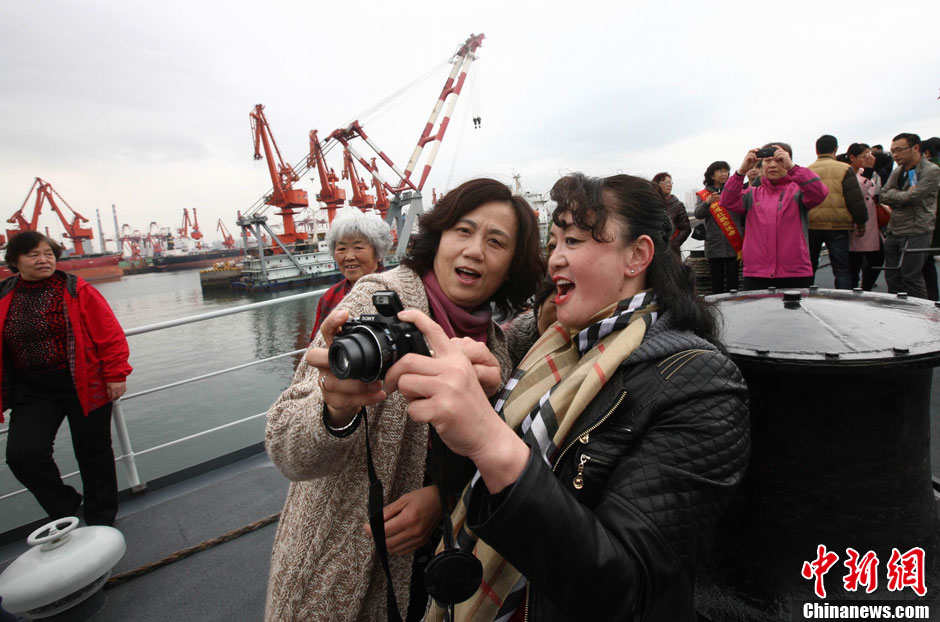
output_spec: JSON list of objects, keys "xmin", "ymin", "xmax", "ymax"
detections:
[{"xmin": 265, "ymin": 178, "xmax": 546, "ymax": 621}]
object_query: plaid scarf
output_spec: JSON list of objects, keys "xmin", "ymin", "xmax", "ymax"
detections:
[{"xmin": 429, "ymin": 291, "xmax": 659, "ymax": 622}]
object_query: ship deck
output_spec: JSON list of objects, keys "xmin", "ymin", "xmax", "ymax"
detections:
[{"xmin": 0, "ymin": 449, "xmax": 286, "ymax": 621}]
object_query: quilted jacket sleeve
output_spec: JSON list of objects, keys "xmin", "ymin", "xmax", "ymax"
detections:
[{"xmin": 468, "ymin": 350, "xmax": 750, "ymax": 620}]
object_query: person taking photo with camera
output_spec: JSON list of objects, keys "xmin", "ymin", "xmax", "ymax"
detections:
[
  {"xmin": 383, "ymin": 173, "xmax": 750, "ymax": 622},
  {"xmin": 264, "ymin": 177, "xmax": 545, "ymax": 622},
  {"xmin": 723, "ymin": 143, "xmax": 830, "ymax": 290}
]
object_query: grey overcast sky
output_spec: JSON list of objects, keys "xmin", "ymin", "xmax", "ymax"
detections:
[{"xmin": 1, "ymin": 0, "xmax": 938, "ymax": 247}]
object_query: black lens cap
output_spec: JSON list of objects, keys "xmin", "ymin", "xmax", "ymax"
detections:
[{"xmin": 423, "ymin": 549, "xmax": 483, "ymax": 605}]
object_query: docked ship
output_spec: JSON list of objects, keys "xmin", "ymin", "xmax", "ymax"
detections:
[
  {"xmin": 152, "ymin": 247, "xmax": 244, "ymax": 272},
  {"xmin": 0, "ymin": 251, "xmax": 124, "ymax": 281}
]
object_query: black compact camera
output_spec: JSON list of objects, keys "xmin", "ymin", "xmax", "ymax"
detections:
[
  {"xmin": 328, "ymin": 291, "xmax": 429, "ymax": 382},
  {"xmin": 755, "ymin": 147, "xmax": 777, "ymax": 158}
]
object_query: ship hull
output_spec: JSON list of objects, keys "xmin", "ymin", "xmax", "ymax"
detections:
[
  {"xmin": 153, "ymin": 249, "xmax": 243, "ymax": 271},
  {"xmin": 0, "ymin": 252, "xmax": 124, "ymax": 281}
]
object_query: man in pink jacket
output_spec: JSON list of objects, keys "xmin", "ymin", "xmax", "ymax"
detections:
[{"xmin": 722, "ymin": 143, "xmax": 830, "ymax": 290}]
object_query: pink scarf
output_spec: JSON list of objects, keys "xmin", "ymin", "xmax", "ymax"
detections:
[{"xmin": 422, "ymin": 271, "xmax": 491, "ymax": 344}]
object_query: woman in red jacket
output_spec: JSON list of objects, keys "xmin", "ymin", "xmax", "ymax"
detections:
[{"xmin": 1, "ymin": 231, "xmax": 131, "ymax": 526}]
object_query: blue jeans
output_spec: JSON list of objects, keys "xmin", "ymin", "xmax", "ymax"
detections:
[
  {"xmin": 809, "ymin": 229, "xmax": 852, "ymax": 290},
  {"xmin": 884, "ymin": 232, "xmax": 931, "ymax": 299}
]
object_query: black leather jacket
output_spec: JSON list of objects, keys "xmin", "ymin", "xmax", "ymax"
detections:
[{"xmin": 467, "ymin": 315, "xmax": 750, "ymax": 621}]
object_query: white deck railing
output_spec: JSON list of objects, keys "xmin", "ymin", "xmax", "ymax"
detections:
[{"xmin": 0, "ymin": 287, "xmax": 328, "ymax": 502}]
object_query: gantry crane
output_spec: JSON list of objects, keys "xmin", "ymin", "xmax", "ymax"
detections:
[{"xmin": 3, "ymin": 178, "xmax": 95, "ymax": 254}]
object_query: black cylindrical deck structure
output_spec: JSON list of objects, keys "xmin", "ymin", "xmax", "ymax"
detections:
[{"xmin": 698, "ymin": 288, "xmax": 940, "ymax": 621}]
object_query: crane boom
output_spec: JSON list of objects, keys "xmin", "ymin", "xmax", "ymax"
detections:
[
  {"xmin": 249, "ymin": 104, "xmax": 309, "ymax": 246},
  {"xmin": 4, "ymin": 178, "xmax": 93, "ymax": 254}
]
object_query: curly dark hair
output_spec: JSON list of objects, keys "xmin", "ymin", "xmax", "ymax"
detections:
[
  {"xmin": 549, "ymin": 173, "xmax": 718, "ymax": 342},
  {"xmin": 4, "ymin": 231, "xmax": 63, "ymax": 273},
  {"xmin": 401, "ymin": 178, "xmax": 546, "ymax": 315},
  {"xmin": 703, "ymin": 161, "xmax": 731, "ymax": 187}
]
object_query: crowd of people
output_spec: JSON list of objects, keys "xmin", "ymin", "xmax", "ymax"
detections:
[
  {"xmin": 265, "ymin": 170, "xmax": 751, "ymax": 621},
  {"xmin": 686, "ymin": 133, "xmax": 940, "ymax": 297},
  {"xmin": 2, "ymin": 131, "xmax": 935, "ymax": 622},
  {"xmin": 260, "ymin": 130, "xmax": 936, "ymax": 622}
]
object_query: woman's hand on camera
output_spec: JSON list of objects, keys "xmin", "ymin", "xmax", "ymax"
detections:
[
  {"xmin": 385, "ymin": 310, "xmax": 530, "ymax": 493},
  {"xmin": 364, "ymin": 485, "xmax": 442, "ymax": 555},
  {"xmin": 307, "ymin": 308, "xmax": 386, "ymax": 425},
  {"xmin": 449, "ymin": 336, "xmax": 502, "ymax": 397},
  {"xmin": 773, "ymin": 148, "xmax": 794, "ymax": 172},
  {"xmin": 738, "ymin": 149, "xmax": 759, "ymax": 176}
]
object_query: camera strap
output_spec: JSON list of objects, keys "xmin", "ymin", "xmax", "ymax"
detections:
[{"xmin": 362, "ymin": 409, "xmax": 404, "ymax": 622}]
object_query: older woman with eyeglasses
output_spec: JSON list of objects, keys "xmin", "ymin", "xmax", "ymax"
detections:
[{"xmin": 651, "ymin": 172, "xmax": 690, "ymax": 255}]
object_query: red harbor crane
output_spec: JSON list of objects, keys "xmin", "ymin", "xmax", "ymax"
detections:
[
  {"xmin": 250, "ymin": 104, "xmax": 309, "ymax": 245},
  {"xmin": 120, "ymin": 224, "xmax": 143, "ymax": 262},
  {"xmin": 217, "ymin": 219, "xmax": 236, "ymax": 249},
  {"xmin": 3, "ymin": 177, "xmax": 94, "ymax": 254},
  {"xmin": 343, "ymin": 148, "xmax": 376, "ymax": 211},
  {"xmin": 308, "ymin": 129, "xmax": 345, "ymax": 224},
  {"xmin": 178, "ymin": 209, "xmax": 204, "ymax": 248}
]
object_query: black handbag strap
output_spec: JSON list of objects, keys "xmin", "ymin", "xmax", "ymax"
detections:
[{"xmin": 363, "ymin": 410, "xmax": 404, "ymax": 622}]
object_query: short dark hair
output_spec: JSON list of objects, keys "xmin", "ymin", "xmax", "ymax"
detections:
[
  {"xmin": 703, "ymin": 161, "xmax": 731, "ymax": 186},
  {"xmin": 401, "ymin": 177, "xmax": 545, "ymax": 315},
  {"xmin": 651, "ymin": 172, "xmax": 671, "ymax": 184},
  {"xmin": 872, "ymin": 144, "xmax": 884, "ymax": 151},
  {"xmin": 4, "ymin": 231, "xmax": 62, "ymax": 273},
  {"xmin": 816, "ymin": 135, "xmax": 838, "ymax": 155},
  {"xmin": 892, "ymin": 133, "xmax": 921, "ymax": 149},
  {"xmin": 549, "ymin": 173, "xmax": 718, "ymax": 342},
  {"xmin": 920, "ymin": 137, "xmax": 940, "ymax": 159},
  {"xmin": 763, "ymin": 142, "xmax": 793, "ymax": 157}
]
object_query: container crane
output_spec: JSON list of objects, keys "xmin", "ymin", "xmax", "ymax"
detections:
[
  {"xmin": 309, "ymin": 129, "xmax": 345, "ymax": 224},
  {"xmin": 120, "ymin": 224, "xmax": 143, "ymax": 262},
  {"xmin": 148, "ymin": 222, "xmax": 168, "ymax": 254},
  {"xmin": 4, "ymin": 178, "xmax": 94, "ymax": 254},
  {"xmin": 217, "ymin": 220, "xmax": 236, "ymax": 249},
  {"xmin": 249, "ymin": 104, "xmax": 309, "ymax": 246}
]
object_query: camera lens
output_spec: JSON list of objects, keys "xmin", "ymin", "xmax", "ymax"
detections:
[{"xmin": 329, "ymin": 328, "xmax": 383, "ymax": 382}]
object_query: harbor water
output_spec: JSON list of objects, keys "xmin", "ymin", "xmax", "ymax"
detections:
[{"xmin": 0, "ymin": 269, "xmax": 325, "ymax": 533}]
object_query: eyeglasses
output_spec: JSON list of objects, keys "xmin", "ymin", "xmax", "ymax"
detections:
[{"xmin": 890, "ymin": 145, "xmax": 913, "ymax": 155}]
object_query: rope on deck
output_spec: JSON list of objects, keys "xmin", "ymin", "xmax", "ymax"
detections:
[{"xmin": 103, "ymin": 512, "xmax": 281, "ymax": 589}]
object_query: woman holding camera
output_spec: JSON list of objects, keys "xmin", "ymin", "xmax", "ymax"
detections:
[
  {"xmin": 384, "ymin": 173, "xmax": 750, "ymax": 621},
  {"xmin": 264, "ymin": 178, "xmax": 545, "ymax": 621},
  {"xmin": 723, "ymin": 143, "xmax": 829, "ymax": 290}
]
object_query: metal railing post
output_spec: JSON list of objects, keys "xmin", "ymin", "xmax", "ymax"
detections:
[{"xmin": 111, "ymin": 400, "xmax": 144, "ymax": 491}]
